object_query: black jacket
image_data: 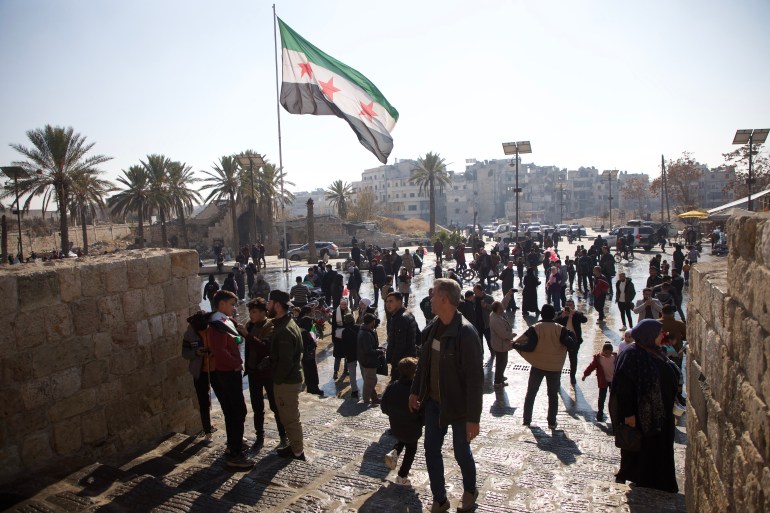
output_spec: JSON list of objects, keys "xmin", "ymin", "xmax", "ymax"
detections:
[
  {"xmin": 615, "ymin": 278, "xmax": 637, "ymax": 304},
  {"xmin": 322, "ymin": 269, "xmax": 338, "ymax": 292},
  {"xmin": 386, "ymin": 308, "xmax": 419, "ymax": 365},
  {"xmin": 341, "ymin": 324, "xmax": 359, "ymax": 362},
  {"xmin": 357, "ymin": 325, "xmax": 380, "ymax": 368},
  {"xmin": 420, "ymin": 295, "xmax": 434, "ymax": 321},
  {"xmin": 457, "ymin": 299, "xmax": 475, "ymax": 324},
  {"xmin": 411, "ymin": 312, "xmax": 484, "ymax": 427},
  {"xmin": 500, "ymin": 267, "xmax": 515, "ymax": 291},
  {"xmin": 372, "ymin": 264, "xmax": 387, "ymax": 286},
  {"xmin": 381, "ymin": 378, "xmax": 423, "ymax": 443},
  {"xmin": 554, "ymin": 310, "xmax": 588, "ymax": 344}
]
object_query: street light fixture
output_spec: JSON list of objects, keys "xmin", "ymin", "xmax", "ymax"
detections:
[
  {"xmin": 1, "ymin": 166, "xmax": 30, "ymax": 263},
  {"xmin": 236, "ymin": 154, "xmax": 266, "ymax": 248},
  {"xmin": 732, "ymin": 129, "xmax": 769, "ymax": 211},
  {"xmin": 502, "ymin": 141, "xmax": 532, "ymax": 243},
  {"xmin": 601, "ymin": 170, "xmax": 618, "ymax": 230}
]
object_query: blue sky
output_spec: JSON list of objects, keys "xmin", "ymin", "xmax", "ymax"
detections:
[{"xmin": 1, "ymin": 0, "xmax": 768, "ymax": 200}]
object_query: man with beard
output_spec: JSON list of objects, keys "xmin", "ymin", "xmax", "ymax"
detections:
[
  {"xmin": 385, "ymin": 292, "xmax": 419, "ymax": 381},
  {"xmin": 267, "ymin": 290, "xmax": 306, "ymax": 460}
]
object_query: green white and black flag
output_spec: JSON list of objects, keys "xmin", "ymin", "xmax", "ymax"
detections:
[{"xmin": 278, "ymin": 18, "xmax": 399, "ymax": 164}]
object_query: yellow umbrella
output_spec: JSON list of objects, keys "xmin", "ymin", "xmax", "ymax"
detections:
[{"xmin": 678, "ymin": 210, "xmax": 709, "ymax": 219}]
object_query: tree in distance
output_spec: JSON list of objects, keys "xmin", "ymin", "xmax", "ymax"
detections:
[
  {"xmin": 650, "ymin": 152, "xmax": 704, "ymax": 212},
  {"xmin": 410, "ymin": 151, "xmax": 452, "ymax": 237},
  {"xmin": 325, "ymin": 179, "xmax": 353, "ymax": 220}
]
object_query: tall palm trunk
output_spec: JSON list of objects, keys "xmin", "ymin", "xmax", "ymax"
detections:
[
  {"xmin": 429, "ymin": 176, "xmax": 436, "ymax": 237},
  {"xmin": 58, "ymin": 188, "xmax": 70, "ymax": 254},
  {"xmin": 159, "ymin": 208, "xmax": 168, "ymax": 247},
  {"xmin": 80, "ymin": 207, "xmax": 89, "ymax": 255},
  {"xmin": 179, "ymin": 208, "xmax": 189, "ymax": 248},
  {"xmin": 1, "ymin": 214, "xmax": 7, "ymax": 263},
  {"xmin": 230, "ymin": 196, "xmax": 238, "ymax": 249}
]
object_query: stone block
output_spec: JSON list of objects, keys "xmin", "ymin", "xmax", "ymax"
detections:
[
  {"xmin": 2, "ymin": 352, "xmax": 33, "ymax": 387},
  {"xmin": 47, "ymin": 388, "xmax": 96, "ymax": 422},
  {"xmin": 93, "ymin": 332, "xmax": 113, "ymax": 358},
  {"xmin": 82, "ymin": 359, "xmax": 108, "ymax": 388},
  {"xmin": 136, "ymin": 319, "xmax": 151, "ymax": 346},
  {"xmin": 0, "ymin": 386, "xmax": 24, "ymax": 420},
  {"xmin": 117, "ymin": 415, "xmax": 162, "ymax": 449},
  {"xmin": 163, "ymin": 278, "xmax": 189, "ymax": 312},
  {"xmin": 19, "ymin": 367, "xmax": 81, "ymax": 410},
  {"xmin": 33, "ymin": 335, "xmax": 93, "ymax": 378},
  {"xmin": 13, "ymin": 311, "xmax": 47, "ymax": 350},
  {"xmin": 81, "ymin": 409, "xmax": 108, "ymax": 444},
  {"xmin": 0, "ymin": 275, "xmax": 19, "ymax": 312},
  {"xmin": 112, "ymin": 322, "xmax": 138, "ymax": 348},
  {"xmin": 94, "ymin": 379, "xmax": 121, "ymax": 407},
  {"xmin": 53, "ymin": 417, "xmax": 82, "ymax": 456},
  {"xmin": 0, "ymin": 445, "xmax": 20, "ymax": 481},
  {"xmin": 78, "ymin": 266, "xmax": 105, "ymax": 298},
  {"xmin": 147, "ymin": 254, "xmax": 171, "ymax": 284},
  {"xmin": 148, "ymin": 315, "xmax": 164, "ymax": 339},
  {"xmin": 162, "ymin": 312, "xmax": 177, "ymax": 337},
  {"xmin": 126, "ymin": 257, "xmax": 148, "ymax": 289},
  {"xmin": 71, "ymin": 298, "xmax": 100, "ymax": 336},
  {"xmin": 6, "ymin": 407, "xmax": 47, "ymax": 436},
  {"xmin": 103, "ymin": 261, "xmax": 128, "ymax": 293},
  {"xmin": 120, "ymin": 365, "xmax": 164, "ymax": 393},
  {"xmin": 18, "ymin": 271, "xmax": 60, "ymax": 312},
  {"xmin": 0, "ymin": 315, "xmax": 15, "ymax": 354},
  {"xmin": 121, "ymin": 289, "xmax": 144, "ymax": 323},
  {"xmin": 109, "ymin": 346, "xmax": 137, "ymax": 376},
  {"xmin": 21, "ymin": 431, "xmax": 53, "ymax": 468},
  {"xmin": 143, "ymin": 285, "xmax": 165, "ymax": 317},
  {"xmin": 152, "ymin": 336, "xmax": 178, "ymax": 363},
  {"xmin": 165, "ymin": 358, "xmax": 188, "ymax": 380},
  {"xmin": 57, "ymin": 267, "xmax": 81, "ymax": 302},
  {"xmin": 97, "ymin": 294, "xmax": 124, "ymax": 332},
  {"xmin": 44, "ymin": 303, "xmax": 75, "ymax": 340},
  {"xmin": 187, "ymin": 276, "xmax": 200, "ymax": 305},
  {"xmin": 739, "ymin": 380, "xmax": 770, "ymax": 462},
  {"xmin": 170, "ymin": 250, "xmax": 199, "ymax": 278}
]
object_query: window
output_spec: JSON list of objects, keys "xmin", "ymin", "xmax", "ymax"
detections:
[
  {"xmin": 410, "ymin": 193, "xmax": 415, "ymax": 198},
  {"xmin": 408, "ymin": 205, "xmax": 417, "ymax": 211}
]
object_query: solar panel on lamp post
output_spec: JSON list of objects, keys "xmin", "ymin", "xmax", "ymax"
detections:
[
  {"xmin": 502, "ymin": 141, "xmax": 532, "ymax": 244},
  {"xmin": 1, "ymin": 166, "xmax": 30, "ymax": 263},
  {"xmin": 733, "ymin": 129, "xmax": 769, "ymax": 212},
  {"xmin": 237, "ymin": 154, "xmax": 266, "ymax": 248}
]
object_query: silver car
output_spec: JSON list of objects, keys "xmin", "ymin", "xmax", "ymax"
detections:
[{"xmin": 287, "ymin": 241, "xmax": 339, "ymax": 261}]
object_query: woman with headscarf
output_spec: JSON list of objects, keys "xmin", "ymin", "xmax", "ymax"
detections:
[
  {"xmin": 521, "ymin": 267, "xmax": 541, "ymax": 316},
  {"xmin": 610, "ymin": 319, "xmax": 680, "ymax": 492},
  {"xmin": 331, "ymin": 298, "xmax": 351, "ymax": 380}
]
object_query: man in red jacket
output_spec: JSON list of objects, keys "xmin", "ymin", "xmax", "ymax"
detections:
[
  {"xmin": 207, "ymin": 290, "xmax": 254, "ymax": 470},
  {"xmin": 591, "ymin": 266, "xmax": 611, "ymax": 324}
]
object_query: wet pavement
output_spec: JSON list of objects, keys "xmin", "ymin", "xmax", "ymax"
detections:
[{"xmin": 6, "ymin": 231, "xmax": 702, "ymax": 512}]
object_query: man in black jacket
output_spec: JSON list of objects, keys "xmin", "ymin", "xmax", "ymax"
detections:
[
  {"xmin": 614, "ymin": 272, "xmax": 636, "ymax": 330},
  {"xmin": 420, "ymin": 288, "xmax": 434, "ymax": 323},
  {"xmin": 321, "ymin": 264, "xmax": 338, "ymax": 305},
  {"xmin": 371, "ymin": 260, "xmax": 387, "ymax": 308},
  {"xmin": 385, "ymin": 292, "xmax": 419, "ymax": 381},
  {"xmin": 409, "ymin": 278, "xmax": 483, "ymax": 513},
  {"xmin": 554, "ymin": 299, "xmax": 588, "ymax": 386},
  {"xmin": 457, "ymin": 290, "xmax": 475, "ymax": 324},
  {"xmin": 499, "ymin": 261, "xmax": 518, "ymax": 313}
]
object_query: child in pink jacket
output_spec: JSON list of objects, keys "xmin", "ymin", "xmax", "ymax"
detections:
[{"xmin": 582, "ymin": 342, "xmax": 617, "ymax": 422}]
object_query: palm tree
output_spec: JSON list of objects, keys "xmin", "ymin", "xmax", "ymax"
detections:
[
  {"xmin": 410, "ymin": 151, "xmax": 452, "ymax": 236},
  {"xmin": 6, "ymin": 125, "xmax": 111, "ymax": 253},
  {"xmin": 325, "ymin": 180, "xmax": 353, "ymax": 219},
  {"xmin": 201, "ymin": 155, "xmax": 241, "ymax": 249},
  {"xmin": 256, "ymin": 162, "xmax": 294, "ymax": 245},
  {"xmin": 108, "ymin": 165, "xmax": 151, "ymax": 248},
  {"xmin": 167, "ymin": 161, "xmax": 202, "ymax": 248},
  {"xmin": 68, "ymin": 170, "xmax": 116, "ymax": 255},
  {"xmin": 142, "ymin": 154, "xmax": 174, "ymax": 247}
]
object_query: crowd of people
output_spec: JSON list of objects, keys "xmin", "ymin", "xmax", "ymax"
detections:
[{"xmin": 185, "ymin": 228, "xmax": 693, "ymax": 509}]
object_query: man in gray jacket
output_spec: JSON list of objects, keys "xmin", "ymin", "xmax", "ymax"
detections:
[{"xmin": 409, "ymin": 278, "xmax": 484, "ymax": 513}]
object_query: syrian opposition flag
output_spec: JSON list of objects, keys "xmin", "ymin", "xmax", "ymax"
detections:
[{"xmin": 278, "ymin": 18, "xmax": 399, "ymax": 164}]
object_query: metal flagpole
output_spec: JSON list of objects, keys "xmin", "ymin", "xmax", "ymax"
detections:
[
  {"xmin": 273, "ymin": 4, "xmax": 289, "ymax": 272},
  {"xmin": 660, "ymin": 155, "xmax": 665, "ymax": 222}
]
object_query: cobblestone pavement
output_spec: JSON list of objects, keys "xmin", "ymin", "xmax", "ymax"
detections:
[{"xmin": 6, "ymin": 234, "xmax": 700, "ymax": 512}]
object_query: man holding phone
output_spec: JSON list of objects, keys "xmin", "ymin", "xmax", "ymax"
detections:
[{"xmin": 555, "ymin": 299, "xmax": 588, "ymax": 387}]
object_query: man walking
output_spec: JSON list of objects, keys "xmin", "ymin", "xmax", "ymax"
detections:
[
  {"xmin": 472, "ymin": 284, "xmax": 494, "ymax": 357},
  {"xmin": 513, "ymin": 304, "xmax": 578, "ymax": 429},
  {"xmin": 371, "ymin": 258, "xmax": 387, "ymax": 309},
  {"xmin": 591, "ymin": 266, "xmax": 611, "ymax": 323},
  {"xmin": 500, "ymin": 260, "xmax": 518, "ymax": 313},
  {"xmin": 615, "ymin": 272, "xmax": 636, "ymax": 331},
  {"xmin": 267, "ymin": 290, "xmax": 306, "ymax": 460},
  {"xmin": 385, "ymin": 292, "xmax": 419, "ymax": 380},
  {"xmin": 554, "ymin": 299, "xmax": 587, "ymax": 387},
  {"xmin": 409, "ymin": 279, "xmax": 483, "ymax": 513}
]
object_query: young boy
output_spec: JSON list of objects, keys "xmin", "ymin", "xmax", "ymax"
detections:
[
  {"xmin": 581, "ymin": 342, "xmax": 617, "ymax": 422},
  {"xmin": 380, "ymin": 357, "xmax": 422, "ymax": 486}
]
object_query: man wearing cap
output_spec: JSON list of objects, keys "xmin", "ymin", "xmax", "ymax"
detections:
[
  {"xmin": 513, "ymin": 304, "xmax": 578, "ymax": 429},
  {"xmin": 267, "ymin": 289, "xmax": 306, "ymax": 460}
]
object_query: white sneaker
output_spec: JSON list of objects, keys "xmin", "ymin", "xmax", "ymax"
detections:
[
  {"xmin": 620, "ymin": 325, "xmax": 627, "ymax": 331},
  {"xmin": 383, "ymin": 449, "xmax": 399, "ymax": 470},
  {"xmin": 394, "ymin": 475, "xmax": 411, "ymax": 486}
]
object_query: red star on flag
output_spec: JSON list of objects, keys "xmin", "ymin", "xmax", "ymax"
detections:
[
  {"xmin": 298, "ymin": 63, "xmax": 313, "ymax": 78},
  {"xmin": 359, "ymin": 101, "xmax": 377, "ymax": 122},
  {"xmin": 319, "ymin": 77, "xmax": 341, "ymax": 101}
]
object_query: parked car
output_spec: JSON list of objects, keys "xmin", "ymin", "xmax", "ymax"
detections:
[
  {"xmin": 594, "ymin": 226, "xmax": 659, "ymax": 251},
  {"xmin": 287, "ymin": 241, "xmax": 339, "ymax": 261},
  {"xmin": 569, "ymin": 224, "xmax": 587, "ymax": 236},
  {"xmin": 555, "ymin": 224, "xmax": 570, "ymax": 235}
]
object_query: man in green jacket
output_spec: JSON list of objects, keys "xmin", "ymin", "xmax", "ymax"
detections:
[
  {"xmin": 409, "ymin": 278, "xmax": 484, "ymax": 513},
  {"xmin": 267, "ymin": 289, "xmax": 305, "ymax": 460}
]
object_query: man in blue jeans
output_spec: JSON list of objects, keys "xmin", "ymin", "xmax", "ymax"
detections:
[
  {"xmin": 512, "ymin": 304, "xmax": 578, "ymax": 429},
  {"xmin": 409, "ymin": 278, "xmax": 483, "ymax": 513}
]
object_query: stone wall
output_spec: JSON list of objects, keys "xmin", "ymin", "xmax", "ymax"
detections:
[
  {"xmin": 686, "ymin": 210, "xmax": 770, "ymax": 513},
  {"xmin": 4, "ymin": 223, "xmax": 134, "ymax": 255},
  {"xmin": 0, "ymin": 249, "xmax": 202, "ymax": 484}
]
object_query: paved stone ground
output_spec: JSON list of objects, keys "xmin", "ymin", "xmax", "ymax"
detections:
[{"xmin": 5, "ymin": 234, "xmax": 702, "ymax": 512}]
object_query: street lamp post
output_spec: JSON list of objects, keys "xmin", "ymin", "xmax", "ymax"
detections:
[
  {"xmin": 1, "ymin": 166, "xmax": 30, "ymax": 263},
  {"xmin": 236, "ymin": 154, "xmax": 266, "ymax": 248},
  {"xmin": 733, "ymin": 129, "xmax": 769, "ymax": 211},
  {"xmin": 601, "ymin": 170, "xmax": 618, "ymax": 230},
  {"xmin": 502, "ymin": 141, "xmax": 532, "ymax": 243}
]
